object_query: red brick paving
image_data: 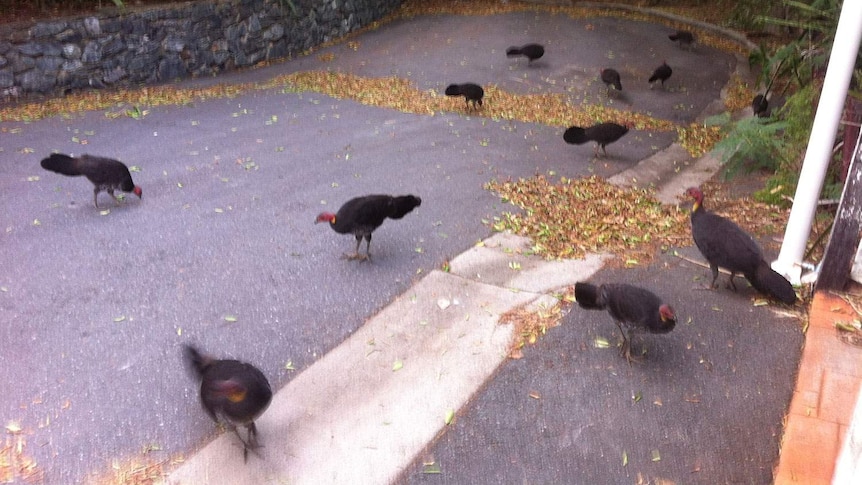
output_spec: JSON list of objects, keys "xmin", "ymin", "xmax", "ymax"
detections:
[{"xmin": 774, "ymin": 292, "xmax": 862, "ymax": 484}]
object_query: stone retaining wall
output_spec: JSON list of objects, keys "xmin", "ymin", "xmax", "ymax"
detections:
[{"xmin": 0, "ymin": 0, "xmax": 403, "ymax": 97}]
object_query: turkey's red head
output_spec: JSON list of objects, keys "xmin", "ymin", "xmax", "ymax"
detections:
[
  {"xmin": 685, "ymin": 187, "xmax": 703, "ymax": 209},
  {"xmin": 659, "ymin": 304, "xmax": 676, "ymax": 323},
  {"xmin": 315, "ymin": 212, "xmax": 336, "ymax": 224},
  {"xmin": 133, "ymin": 186, "xmax": 142, "ymax": 198}
]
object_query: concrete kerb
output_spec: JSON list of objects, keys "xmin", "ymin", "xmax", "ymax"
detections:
[
  {"xmin": 166, "ymin": 234, "xmax": 609, "ymax": 484},
  {"xmin": 609, "ymin": 143, "xmax": 722, "ymax": 204},
  {"xmin": 446, "ymin": 232, "xmax": 612, "ymax": 294}
]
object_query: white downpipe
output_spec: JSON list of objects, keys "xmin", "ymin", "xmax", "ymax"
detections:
[{"xmin": 773, "ymin": 0, "xmax": 862, "ymax": 285}]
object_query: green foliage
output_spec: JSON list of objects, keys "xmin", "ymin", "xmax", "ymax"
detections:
[
  {"xmin": 730, "ymin": 0, "xmax": 858, "ymax": 207},
  {"xmin": 714, "ymin": 84, "xmax": 822, "ymax": 205},
  {"xmin": 713, "ymin": 116, "xmax": 790, "ymax": 179},
  {"xmin": 735, "ymin": 83, "xmax": 846, "ymax": 205},
  {"xmin": 758, "ymin": 0, "xmax": 843, "ymax": 36},
  {"xmin": 749, "ymin": 42, "xmax": 815, "ymax": 92},
  {"xmin": 776, "ymin": 83, "xmax": 817, "ymax": 146},
  {"xmin": 728, "ymin": 0, "xmax": 778, "ymax": 32},
  {"xmin": 755, "ymin": 171, "xmax": 798, "ymax": 205},
  {"xmin": 753, "ymin": 159, "xmax": 843, "ymax": 205},
  {"xmin": 755, "ymin": 0, "xmax": 861, "ymax": 93}
]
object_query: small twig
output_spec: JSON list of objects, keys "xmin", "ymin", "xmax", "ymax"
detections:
[
  {"xmin": 804, "ymin": 218, "xmax": 833, "ymax": 261},
  {"xmin": 841, "ymin": 294, "xmax": 862, "ymax": 318},
  {"xmin": 674, "ymin": 253, "xmax": 733, "ymax": 275}
]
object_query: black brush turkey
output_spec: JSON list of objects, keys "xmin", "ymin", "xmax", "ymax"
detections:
[
  {"xmin": 506, "ymin": 43, "xmax": 545, "ymax": 64},
  {"xmin": 183, "ymin": 345, "xmax": 273, "ymax": 462},
  {"xmin": 564, "ymin": 122, "xmax": 630, "ymax": 157},
  {"xmin": 444, "ymin": 83, "xmax": 484, "ymax": 109},
  {"xmin": 648, "ymin": 61, "xmax": 672, "ymax": 89},
  {"xmin": 575, "ymin": 282, "xmax": 676, "ymax": 364},
  {"xmin": 40, "ymin": 153, "xmax": 142, "ymax": 208},
  {"xmin": 686, "ymin": 187, "xmax": 796, "ymax": 304},
  {"xmin": 315, "ymin": 194, "xmax": 422, "ymax": 261}
]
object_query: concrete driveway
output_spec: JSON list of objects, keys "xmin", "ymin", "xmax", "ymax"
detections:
[{"xmin": 0, "ymin": 7, "xmax": 798, "ymax": 485}]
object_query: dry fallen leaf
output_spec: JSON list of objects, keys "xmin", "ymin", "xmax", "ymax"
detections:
[
  {"xmin": 486, "ymin": 175, "xmax": 689, "ymax": 264},
  {"xmin": 1, "ymin": 433, "xmax": 44, "ymax": 483}
]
